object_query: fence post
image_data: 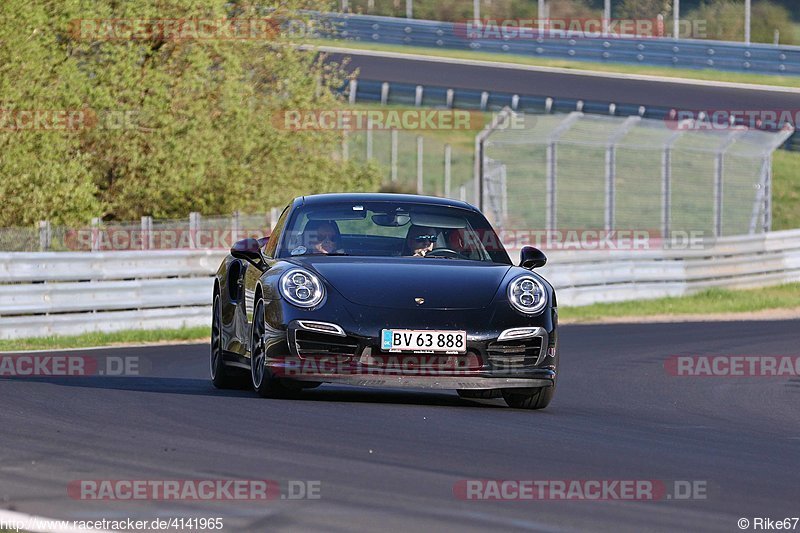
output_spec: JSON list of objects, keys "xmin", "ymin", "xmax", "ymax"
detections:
[
  {"xmin": 661, "ymin": 128, "xmax": 686, "ymax": 240},
  {"xmin": 391, "ymin": 129, "xmax": 398, "ymax": 182},
  {"xmin": 444, "ymin": 144, "xmax": 452, "ymax": 197},
  {"xmin": 605, "ymin": 116, "xmax": 640, "ymax": 232},
  {"xmin": 416, "ymin": 135, "xmax": 424, "ymax": 194},
  {"xmin": 544, "ymin": 112, "xmax": 582, "ymax": 231},
  {"xmin": 269, "ymin": 207, "xmax": 279, "ymax": 232},
  {"xmin": 474, "ymin": 106, "xmax": 515, "ymax": 212},
  {"xmin": 764, "ymin": 154, "xmax": 772, "ymax": 232},
  {"xmin": 189, "ymin": 212, "xmax": 200, "ymax": 249},
  {"xmin": 500, "ymin": 164, "xmax": 508, "ymax": 224},
  {"xmin": 141, "ymin": 216, "xmax": 153, "ymax": 250},
  {"xmin": 232, "ymin": 211, "xmax": 241, "ymax": 246},
  {"xmin": 342, "ymin": 131, "xmax": 349, "ymax": 161},
  {"xmin": 366, "ymin": 121, "xmax": 373, "ymax": 159},
  {"xmin": 459, "ymin": 185, "xmax": 466, "ymax": 201},
  {"xmin": 714, "ymin": 129, "xmax": 745, "ymax": 237},
  {"xmin": 91, "ymin": 217, "xmax": 101, "ymax": 252},
  {"xmin": 38, "ymin": 220, "xmax": 51, "ymax": 251},
  {"xmin": 406, "ymin": 0, "xmax": 412, "ymax": 18}
]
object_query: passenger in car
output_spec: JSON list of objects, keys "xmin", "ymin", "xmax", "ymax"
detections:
[{"xmin": 403, "ymin": 225, "xmax": 438, "ymax": 257}]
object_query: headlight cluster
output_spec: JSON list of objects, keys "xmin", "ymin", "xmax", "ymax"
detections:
[
  {"xmin": 508, "ymin": 275, "xmax": 547, "ymax": 315},
  {"xmin": 280, "ymin": 268, "xmax": 325, "ymax": 308}
]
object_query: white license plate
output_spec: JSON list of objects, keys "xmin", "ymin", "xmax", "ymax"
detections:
[{"xmin": 381, "ymin": 329, "xmax": 467, "ymax": 353}]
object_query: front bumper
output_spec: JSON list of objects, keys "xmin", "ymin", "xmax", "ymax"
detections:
[{"xmin": 262, "ymin": 319, "xmax": 558, "ymax": 390}]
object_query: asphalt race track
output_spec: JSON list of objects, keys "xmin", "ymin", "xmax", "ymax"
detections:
[
  {"xmin": 1, "ymin": 320, "xmax": 798, "ymax": 532},
  {"xmin": 327, "ymin": 51, "xmax": 800, "ymax": 111}
]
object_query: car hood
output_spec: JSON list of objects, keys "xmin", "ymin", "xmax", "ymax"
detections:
[{"xmin": 294, "ymin": 257, "xmax": 512, "ymax": 310}]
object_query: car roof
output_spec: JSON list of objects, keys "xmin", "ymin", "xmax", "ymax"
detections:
[{"xmin": 296, "ymin": 193, "xmax": 477, "ymax": 211}]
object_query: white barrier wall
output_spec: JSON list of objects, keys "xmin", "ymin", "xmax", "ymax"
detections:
[{"xmin": 1, "ymin": 230, "xmax": 800, "ymax": 339}]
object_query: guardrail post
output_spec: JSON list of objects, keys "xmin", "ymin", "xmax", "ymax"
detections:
[
  {"xmin": 348, "ymin": 79, "xmax": 357, "ymax": 105},
  {"xmin": 381, "ymin": 82, "xmax": 389, "ymax": 105},
  {"xmin": 38, "ymin": 220, "xmax": 51, "ymax": 251},
  {"xmin": 141, "ymin": 216, "xmax": 153, "ymax": 250},
  {"xmin": 91, "ymin": 217, "xmax": 101, "ymax": 252},
  {"xmin": 480, "ymin": 91, "xmax": 489, "ymax": 111},
  {"xmin": 405, "ymin": 0, "xmax": 412, "ymax": 19},
  {"xmin": 415, "ymin": 85, "xmax": 423, "ymax": 107},
  {"xmin": 416, "ymin": 135, "xmax": 424, "ymax": 194},
  {"xmin": 446, "ymin": 89, "xmax": 454, "ymax": 108},
  {"xmin": 189, "ymin": 212, "xmax": 200, "ymax": 249},
  {"xmin": 444, "ymin": 144, "xmax": 452, "ymax": 197}
]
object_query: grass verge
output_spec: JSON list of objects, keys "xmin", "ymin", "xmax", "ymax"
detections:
[
  {"xmin": 1, "ymin": 284, "xmax": 799, "ymax": 350},
  {"xmin": 559, "ymin": 283, "xmax": 800, "ymax": 323},
  {"xmin": 319, "ymin": 40, "xmax": 800, "ymax": 89},
  {"xmin": 0, "ymin": 326, "xmax": 209, "ymax": 352}
]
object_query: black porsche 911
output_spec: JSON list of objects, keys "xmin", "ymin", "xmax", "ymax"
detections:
[{"xmin": 211, "ymin": 193, "xmax": 558, "ymax": 409}]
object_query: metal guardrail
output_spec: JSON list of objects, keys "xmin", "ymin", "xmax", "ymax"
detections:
[
  {"xmin": 0, "ymin": 250, "xmax": 225, "ymax": 339},
  {"xmin": 321, "ymin": 13, "xmax": 800, "ymax": 76},
  {"xmin": 2, "ymin": 230, "xmax": 800, "ymax": 339}
]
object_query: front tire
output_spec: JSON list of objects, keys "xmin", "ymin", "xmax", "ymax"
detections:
[
  {"xmin": 502, "ymin": 386, "xmax": 554, "ymax": 410},
  {"xmin": 250, "ymin": 296, "xmax": 293, "ymax": 398}
]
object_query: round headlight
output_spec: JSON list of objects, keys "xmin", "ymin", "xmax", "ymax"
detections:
[
  {"xmin": 508, "ymin": 275, "xmax": 547, "ymax": 315},
  {"xmin": 280, "ymin": 268, "xmax": 325, "ymax": 308}
]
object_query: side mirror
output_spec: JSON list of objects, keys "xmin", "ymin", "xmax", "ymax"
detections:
[
  {"xmin": 520, "ymin": 246, "xmax": 547, "ymax": 269},
  {"xmin": 231, "ymin": 238, "xmax": 264, "ymax": 267}
]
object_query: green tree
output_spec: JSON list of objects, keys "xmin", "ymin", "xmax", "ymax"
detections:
[{"xmin": 0, "ymin": 0, "xmax": 380, "ymax": 226}]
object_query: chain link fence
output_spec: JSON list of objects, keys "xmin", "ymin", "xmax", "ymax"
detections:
[{"xmin": 479, "ymin": 110, "xmax": 793, "ymax": 237}]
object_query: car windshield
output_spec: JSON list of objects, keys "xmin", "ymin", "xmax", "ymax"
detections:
[{"xmin": 276, "ymin": 201, "xmax": 510, "ymax": 264}]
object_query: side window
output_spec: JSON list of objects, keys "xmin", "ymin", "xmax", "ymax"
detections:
[{"xmin": 263, "ymin": 205, "xmax": 290, "ymax": 258}]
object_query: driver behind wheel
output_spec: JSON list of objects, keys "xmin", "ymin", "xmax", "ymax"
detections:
[{"xmin": 404, "ymin": 225, "xmax": 438, "ymax": 257}]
